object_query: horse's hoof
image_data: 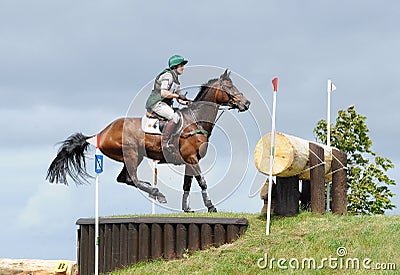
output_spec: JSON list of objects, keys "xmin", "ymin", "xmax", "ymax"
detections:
[
  {"xmin": 208, "ymin": 206, "xmax": 217, "ymax": 213},
  {"xmin": 157, "ymin": 193, "xmax": 167, "ymax": 203},
  {"xmin": 183, "ymin": 208, "xmax": 194, "ymax": 213}
]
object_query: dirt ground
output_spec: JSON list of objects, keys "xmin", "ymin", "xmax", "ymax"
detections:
[{"xmin": 0, "ymin": 259, "xmax": 77, "ymax": 275}]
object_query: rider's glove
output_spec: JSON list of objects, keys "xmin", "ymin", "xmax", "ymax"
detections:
[{"xmin": 178, "ymin": 94, "xmax": 188, "ymax": 101}]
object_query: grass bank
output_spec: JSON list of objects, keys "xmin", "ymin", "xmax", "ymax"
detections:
[{"xmin": 110, "ymin": 212, "xmax": 400, "ymax": 274}]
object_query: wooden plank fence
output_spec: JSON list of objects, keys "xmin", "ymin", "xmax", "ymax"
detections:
[{"xmin": 76, "ymin": 217, "xmax": 248, "ymax": 275}]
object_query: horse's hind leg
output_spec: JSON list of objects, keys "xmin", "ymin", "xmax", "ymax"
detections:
[{"xmin": 121, "ymin": 145, "xmax": 167, "ymax": 203}]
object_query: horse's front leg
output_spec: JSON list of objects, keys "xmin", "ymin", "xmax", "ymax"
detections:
[
  {"xmin": 195, "ymin": 175, "xmax": 217, "ymax": 212},
  {"xmin": 182, "ymin": 168, "xmax": 194, "ymax": 212},
  {"xmin": 190, "ymin": 164, "xmax": 217, "ymax": 213}
]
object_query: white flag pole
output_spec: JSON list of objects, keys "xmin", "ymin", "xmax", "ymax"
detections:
[
  {"xmin": 94, "ymin": 134, "xmax": 103, "ymax": 275},
  {"xmin": 95, "ymin": 155, "xmax": 99, "ymax": 275},
  {"xmin": 152, "ymin": 160, "xmax": 158, "ymax": 214},
  {"xmin": 327, "ymin": 80, "xmax": 332, "ymax": 148},
  {"xmin": 326, "ymin": 80, "xmax": 334, "ymax": 212},
  {"xmin": 85, "ymin": 134, "xmax": 102, "ymax": 275},
  {"xmin": 266, "ymin": 77, "xmax": 278, "ymax": 236}
]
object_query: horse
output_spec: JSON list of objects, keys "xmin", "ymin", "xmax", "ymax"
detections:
[{"xmin": 46, "ymin": 69, "xmax": 250, "ymax": 212}]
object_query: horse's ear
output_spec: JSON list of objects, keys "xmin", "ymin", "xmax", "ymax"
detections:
[{"xmin": 221, "ymin": 69, "xmax": 229, "ymax": 79}]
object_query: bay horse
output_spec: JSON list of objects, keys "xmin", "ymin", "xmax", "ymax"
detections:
[{"xmin": 46, "ymin": 69, "xmax": 250, "ymax": 212}]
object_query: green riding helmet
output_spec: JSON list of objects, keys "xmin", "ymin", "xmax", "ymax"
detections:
[{"xmin": 168, "ymin": 55, "xmax": 188, "ymax": 68}]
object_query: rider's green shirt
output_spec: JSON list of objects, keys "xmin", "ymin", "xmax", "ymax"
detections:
[{"xmin": 145, "ymin": 69, "xmax": 180, "ymax": 109}]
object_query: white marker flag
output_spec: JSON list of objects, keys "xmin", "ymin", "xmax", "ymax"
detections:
[{"xmin": 328, "ymin": 80, "xmax": 336, "ymax": 93}]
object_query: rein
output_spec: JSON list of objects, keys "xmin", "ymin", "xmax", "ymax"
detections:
[
  {"xmin": 215, "ymin": 107, "xmax": 227, "ymax": 124},
  {"xmin": 182, "ymin": 77, "xmax": 236, "ymax": 138}
]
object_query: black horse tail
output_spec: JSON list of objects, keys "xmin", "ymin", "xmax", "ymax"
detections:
[{"xmin": 46, "ymin": 133, "xmax": 94, "ymax": 185}]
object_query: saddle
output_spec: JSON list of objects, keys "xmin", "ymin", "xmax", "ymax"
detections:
[
  {"xmin": 142, "ymin": 112, "xmax": 164, "ymax": 135},
  {"xmin": 143, "ymin": 110, "xmax": 184, "ymax": 164},
  {"xmin": 141, "ymin": 110, "xmax": 182, "ymax": 135}
]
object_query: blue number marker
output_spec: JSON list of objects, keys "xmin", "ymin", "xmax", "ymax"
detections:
[{"xmin": 95, "ymin": 154, "xmax": 103, "ymax": 174}]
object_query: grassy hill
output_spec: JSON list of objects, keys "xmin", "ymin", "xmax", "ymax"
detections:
[{"xmin": 110, "ymin": 212, "xmax": 399, "ymax": 274}]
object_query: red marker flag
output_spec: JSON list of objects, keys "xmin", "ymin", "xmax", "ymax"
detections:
[{"xmin": 272, "ymin": 77, "xmax": 278, "ymax": 92}]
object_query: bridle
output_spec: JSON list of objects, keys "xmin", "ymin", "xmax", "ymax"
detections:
[
  {"xmin": 188, "ymin": 77, "xmax": 245, "ymax": 133},
  {"xmin": 217, "ymin": 77, "xmax": 244, "ymax": 110},
  {"xmin": 213, "ymin": 78, "xmax": 243, "ymax": 124}
]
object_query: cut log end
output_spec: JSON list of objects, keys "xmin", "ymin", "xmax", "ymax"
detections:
[{"xmin": 254, "ymin": 132, "xmax": 294, "ymax": 175}]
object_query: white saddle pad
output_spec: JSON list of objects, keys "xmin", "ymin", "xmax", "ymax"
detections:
[{"xmin": 141, "ymin": 116, "xmax": 162, "ymax": 135}]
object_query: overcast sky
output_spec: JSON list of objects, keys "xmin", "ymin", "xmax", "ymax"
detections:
[{"xmin": 1, "ymin": 1, "xmax": 399, "ymax": 260}]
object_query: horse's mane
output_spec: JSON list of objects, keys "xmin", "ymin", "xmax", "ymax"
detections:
[
  {"xmin": 194, "ymin": 73, "xmax": 232, "ymax": 102},
  {"xmin": 194, "ymin": 78, "xmax": 218, "ymax": 101}
]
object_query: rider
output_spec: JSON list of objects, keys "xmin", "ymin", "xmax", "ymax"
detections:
[{"xmin": 145, "ymin": 55, "xmax": 190, "ymax": 155}]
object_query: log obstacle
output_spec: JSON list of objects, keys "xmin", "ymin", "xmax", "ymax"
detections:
[
  {"xmin": 254, "ymin": 132, "xmax": 332, "ymax": 182},
  {"xmin": 255, "ymin": 132, "xmax": 347, "ymax": 215},
  {"xmin": 76, "ymin": 217, "xmax": 248, "ymax": 275}
]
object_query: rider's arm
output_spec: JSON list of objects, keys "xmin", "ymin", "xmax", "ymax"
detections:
[{"xmin": 160, "ymin": 74, "xmax": 179, "ymax": 99}]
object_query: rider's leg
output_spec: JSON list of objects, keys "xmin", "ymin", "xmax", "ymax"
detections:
[
  {"xmin": 150, "ymin": 102, "xmax": 180, "ymax": 150},
  {"xmin": 161, "ymin": 115, "xmax": 179, "ymax": 150}
]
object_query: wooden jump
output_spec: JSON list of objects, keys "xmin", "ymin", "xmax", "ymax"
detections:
[
  {"xmin": 76, "ymin": 217, "xmax": 248, "ymax": 275},
  {"xmin": 256, "ymin": 132, "xmax": 347, "ymax": 216}
]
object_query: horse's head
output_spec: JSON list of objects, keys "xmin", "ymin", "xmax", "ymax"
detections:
[{"xmin": 195, "ymin": 69, "xmax": 251, "ymax": 112}]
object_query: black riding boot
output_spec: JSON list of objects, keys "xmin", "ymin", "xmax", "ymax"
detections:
[{"xmin": 161, "ymin": 119, "xmax": 180, "ymax": 163}]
